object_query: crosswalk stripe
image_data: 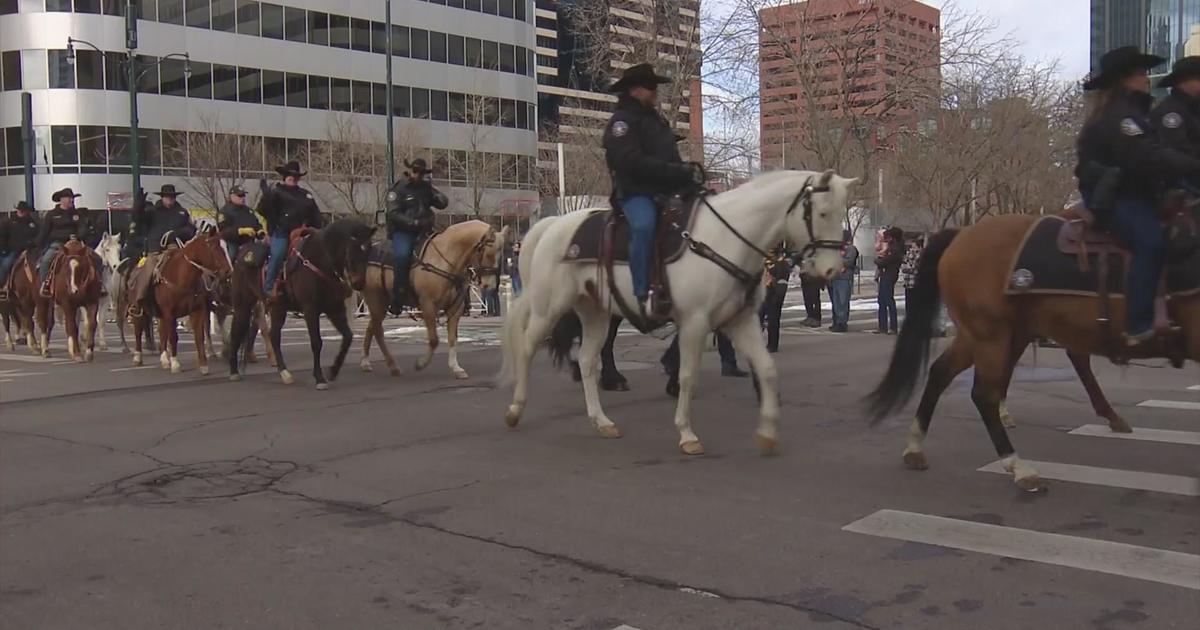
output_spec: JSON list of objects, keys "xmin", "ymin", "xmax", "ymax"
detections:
[
  {"xmin": 611, "ymin": 626, "xmax": 643, "ymax": 630},
  {"xmin": 1069, "ymin": 424, "xmax": 1200, "ymax": 446},
  {"xmin": 844, "ymin": 510, "xmax": 1200, "ymax": 590},
  {"xmin": 1188, "ymin": 385, "xmax": 1200, "ymax": 391},
  {"xmin": 1137, "ymin": 399, "xmax": 1200, "ymax": 411},
  {"xmin": 977, "ymin": 459, "xmax": 1200, "ymax": 496}
]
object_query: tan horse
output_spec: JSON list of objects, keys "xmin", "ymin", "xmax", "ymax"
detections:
[
  {"xmin": 867, "ymin": 214, "xmax": 1200, "ymax": 492},
  {"xmin": 360, "ymin": 220, "xmax": 508, "ymax": 379}
]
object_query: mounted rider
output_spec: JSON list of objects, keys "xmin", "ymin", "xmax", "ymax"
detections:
[
  {"xmin": 1151, "ymin": 56, "xmax": 1200, "ymax": 192},
  {"xmin": 0, "ymin": 201, "xmax": 38, "ymax": 298},
  {"xmin": 385, "ymin": 157, "xmax": 448, "ymax": 314},
  {"xmin": 36, "ymin": 188, "xmax": 90, "ymax": 297},
  {"xmin": 602, "ymin": 63, "xmax": 703, "ymax": 319},
  {"xmin": 1076, "ymin": 46, "xmax": 1200, "ymax": 345},
  {"xmin": 217, "ymin": 184, "xmax": 263, "ymax": 260},
  {"xmin": 129, "ymin": 184, "xmax": 196, "ymax": 310},
  {"xmin": 259, "ymin": 161, "xmax": 323, "ymax": 299}
]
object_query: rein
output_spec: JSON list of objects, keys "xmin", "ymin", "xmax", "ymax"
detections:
[{"xmin": 419, "ymin": 229, "xmax": 495, "ymax": 288}]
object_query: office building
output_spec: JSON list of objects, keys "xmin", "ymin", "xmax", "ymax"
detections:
[{"xmin": 1090, "ymin": 0, "xmax": 1200, "ymax": 83}]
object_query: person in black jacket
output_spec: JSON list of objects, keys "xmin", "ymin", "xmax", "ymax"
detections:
[
  {"xmin": 603, "ymin": 63, "xmax": 700, "ymax": 318},
  {"xmin": 217, "ymin": 184, "xmax": 263, "ymax": 259},
  {"xmin": 1, "ymin": 201, "xmax": 38, "ymax": 294},
  {"xmin": 1077, "ymin": 47, "xmax": 1200, "ymax": 344},
  {"xmin": 36, "ymin": 188, "xmax": 90, "ymax": 296},
  {"xmin": 384, "ymin": 157, "xmax": 448, "ymax": 314},
  {"xmin": 1151, "ymin": 56, "xmax": 1200, "ymax": 192},
  {"xmin": 129, "ymin": 184, "xmax": 196, "ymax": 307},
  {"xmin": 759, "ymin": 247, "xmax": 793, "ymax": 353},
  {"xmin": 259, "ymin": 161, "xmax": 323, "ymax": 298},
  {"xmin": 874, "ymin": 227, "xmax": 903, "ymax": 335}
]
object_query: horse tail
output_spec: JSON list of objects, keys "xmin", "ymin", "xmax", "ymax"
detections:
[
  {"xmin": 498, "ymin": 291, "xmax": 532, "ymax": 387},
  {"xmin": 547, "ymin": 310, "xmax": 581, "ymax": 369},
  {"xmin": 865, "ymin": 228, "xmax": 959, "ymax": 424}
]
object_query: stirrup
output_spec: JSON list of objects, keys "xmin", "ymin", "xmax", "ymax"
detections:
[{"xmin": 128, "ymin": 304, "xmax": 144, "ymax": 318}]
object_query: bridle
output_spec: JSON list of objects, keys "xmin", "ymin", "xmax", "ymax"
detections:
[
  {"xmin": 789, "ymin": 177, "xmax": 844, "ymax": 261},
  {"xmin": 422, "ymin": 228, "xmax": 496, "ymax": 288}
]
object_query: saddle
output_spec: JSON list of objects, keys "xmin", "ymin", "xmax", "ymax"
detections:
[{"xmin": 367, "ymin": 233, "xmax": 436, "ymax": 308}]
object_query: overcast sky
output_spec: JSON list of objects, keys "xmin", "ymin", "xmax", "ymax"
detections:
[{"xmin": 925, "ymin": 0, "xmax": 1091, "ymax": 79}]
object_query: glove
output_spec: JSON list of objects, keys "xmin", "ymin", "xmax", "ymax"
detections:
[
  {"xmin": 687, "ymin": 162, "xmax": 707, "ymax": 187},
  {"xmin": 237, "ymin": 227, "xmax": 257, "ymax": 237}
]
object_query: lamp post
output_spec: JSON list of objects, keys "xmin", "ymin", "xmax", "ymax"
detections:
[
  {"xmin": 67, "ymin": 1, "xmax": 189, "ymax": 200},
  {"xmin": 385, "ymin": 0, "xmax": 395, "ymax": 187}
]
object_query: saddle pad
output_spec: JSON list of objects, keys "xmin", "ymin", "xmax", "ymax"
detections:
[
  {"xmin": 563, "ymin": 201, "xmax": 697, "ymax": 265},
  {"xmin": 1007, "ymin": 216, "xmax": 1127, "ymax": 297},
  {"xmin": 366, "ymin": 238, "xmax": 431, "ymax": 270}
]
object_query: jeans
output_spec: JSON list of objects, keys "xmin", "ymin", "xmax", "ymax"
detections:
[
  {"xmin": 661, "ymin": 331, "xmax": 737, "ymax": 377},
  {"xmin": 263, "ymin": 235, "xmax": 288, "ymax": 294},
  {"xmin": 1108, "ymin": 196, "xmax": 1166, "ymax": 335},
  {"xmin": 878, "ymin": 276, "xmax": 898, "ymax": 332},
  {"xmin": 38, "ymin": 242, "xmax": 64, "ymax": 284},
  {"xmin": 511, "ymin": 272, "xmax": 522, "ymax": 297},
  {"xmin": 484, "ymin": 287, "xmax": 501, "ymax": 315},
  {"xmin": 828, "ymin": 277, "xmax": 852, "ymax": 327},
  {"xmin": 0, "ymin": 251, "xmax": 17, "ymax": 287},
  {"xmin": 621, "ymin": 195, "xmax": 657, "ymax": 299},
  {"xmin": 390, "ymin": 231, "xmax": 416, "ymax": 302}
]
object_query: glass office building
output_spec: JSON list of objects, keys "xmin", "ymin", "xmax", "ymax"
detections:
[{"xmin": 1091, "ymin": 0, "xmax": 1200, "ymax": 80}]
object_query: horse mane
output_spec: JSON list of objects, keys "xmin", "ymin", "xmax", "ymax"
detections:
[{"xmin": 320, "ymin": 218, "xmax": 375, "ymax": 274}]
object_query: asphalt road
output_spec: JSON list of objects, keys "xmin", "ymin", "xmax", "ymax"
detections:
[{"xmin": 1, "ymin": 292, "xmax": 1198, "ymax": 629}]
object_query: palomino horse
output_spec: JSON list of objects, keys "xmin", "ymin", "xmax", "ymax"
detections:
[
  {"xmin": 359, "ymin": 220, "xmax": 508, "ymax": 379},
  {"xmin": 226, "ymin": 239, "xmax": 277, "ymax": 380},
  {"xmin": 264, "ymin": 219, "xmax": 375, "ymax": 389},
  {"xmin": 44, "ymin": 238, "xmax": 104, "ymax": 362},
  {"xmin": 500, "ymin": 170, "xmax": 852, "ymax": 454},
  {"xmin": 866, "ymin": 215, "xmax": 1200, "ymax": 492},
  {"xmin": 6, "ymin": 253, "xmax": 41, "ymax": 354},
  {"xmin": 133, "ymin": 232, "xmax": 231, "ymax": 374}
]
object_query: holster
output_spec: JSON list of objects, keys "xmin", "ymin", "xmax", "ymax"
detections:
[{"xmin": 1079, "ymin": 161, "xmax": 1121, "ymax": 223}]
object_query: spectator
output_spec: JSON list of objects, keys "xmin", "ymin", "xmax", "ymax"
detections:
[
  {"xmin": 661, "ymin": 331, "xmax": 748, "ymax": 398},
  {"xmin": 484, "ymin": 262, "xmax": 502, "ymax": 316},
  {"xmin": 759, "ymin": 247, "xmax": 792, "ymax": 352},
  {"xmin": 828, "ymin": 229, "xmax": 858, "ymax": 333},
  {"xmin": 874, "ymin": 227, "xmax": 903, "ymax": 335},
  {"xmin": 799, "ymin": 274, "xmax": 823, "ymax": 328},
  {"xmin": 900, "ymin": 236, "xmax": 925, "ymax": 326},
  {"xmin": 509, "ymin": 241, "xmax": 522, "ymax": 297}
]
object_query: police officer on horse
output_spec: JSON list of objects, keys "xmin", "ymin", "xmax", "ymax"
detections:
[
  {"xmin": 129, "ymin": 184, "xmax": 196, "ymax": 309},
  {"xmin": 36, "ymin": 188, "xmax": 90, "ymax": 297},
  {"xmin": 384, "ymin": 157, "xmax": 448, "ymax": 314},
  {"xmin": 0, "ymin": 201, "xmax": 38, "ymax": 298},
  {"xmin": 217, "ymin": 184, "xmax": 263, "ymax": 260},
  {"xmin": 259, "ymin": 161, "xmax": 323, "ymax": 299},
  {"xmin": 1151, "ymin": 55, "xmax": 1200, "ymax": 191}
]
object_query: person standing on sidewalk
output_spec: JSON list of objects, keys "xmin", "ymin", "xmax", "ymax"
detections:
[
  {"xmin": 799, "ymin": 274, "xmax": 823, "ymax": 328},
  {"xmin": 874, "ymin": 227, "xmax": 903, "ymax": 334},
  {"xmin": 760, "ymin": 247, "xmax": 792, "ymax": 352},
  {"xmin": 828, "ymin": 229, "xmax": 858, "ymax": 333},
  {"xmin": 900, "ymin": 235, "xmax": 924, "ymax": 327}
]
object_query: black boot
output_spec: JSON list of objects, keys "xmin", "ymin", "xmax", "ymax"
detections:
[
  {"xmin": 389, "ymin": 285, "xmax": 407, "ymax": 315},
  {"xmin": 722, "ymin": 363, "xmax": 749, "ymax": 378},
  {"xmin": 665, "ymin": 376, "xmax": 680, "ymax": 398}
]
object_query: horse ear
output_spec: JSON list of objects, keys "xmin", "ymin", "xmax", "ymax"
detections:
[{"xmin": 819, "ymin": 169, "xmax": 835, "ymax": 187}]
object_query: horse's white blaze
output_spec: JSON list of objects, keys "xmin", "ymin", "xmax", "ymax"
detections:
[{"xmin": 68, "ymin": 260, "xmax": 80, "ymax": 294}]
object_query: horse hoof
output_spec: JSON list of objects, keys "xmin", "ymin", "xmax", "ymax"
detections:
[
  {"xmin": 1015, "ymin": 475, "xmax": 1047, "ymax": 493},
  {"xmin": 73, "ymin": 355, "xmax": 84, "ymax": 364},
  {"xmin": 453, "ymin": 370, "xmax": 469, "ymax": 380},
  {"xmin": 199, "ymin": 366, "xmax": 210, "ymax": 376},
  {"xmin": 315, "ymin": 382, "xmax": 329, "ymax": 391},
  {"xmin": 414, "ymin": 359, "xmax": 430, "ymax": 372},
  {"xmin": 121, "ymin": 346, "xmax": 129, "ymax": 354},
  {"xmin": 229, "ymin": 374, "xmax": 242, "ymax": 382},
  {"xmin": 754, "ymin": 433, "xmax": 779, "ymax": 456},
  {"xmin": 504, "ymin": 408, "xmax": 521, "ymax": 428},
  {"xmin": 170, "ymin": 363, "xmax": 182, "ymax": 374},
  {"xmin": 902, "ymin": 450, "xmax": 929, "ymax": 471},
  {"xmin": 1108, "ymin": 417, "xmax": 1133, "ymax": 434},
  {"xmin": 680, "ymin": 440, "xmax": 705, "ymax": 456},
  {"xmin": 1000, "ymin": 412, "xmax": 1017, "ymax": 429},
  {"xmin": 389, "ymin": 366, "xmax": 402, "ymax": 377},
  {"xmin": 84, "ymin": 350, "xmax": 94, "ymax": 363},
  {"xmin": 596, "ymin": 424, "xmax": 622, "ymax": 439},
  {"xmin": 280, "ymin": 370, "xmax": 295, "ymax": 385},
  {"xmin": 245, "ymin": 353, "xmax": 258, "ymax": 364},
  {"xmin": 132, "ymin": 355, "xmax": 143, "ymax": 367},
  {"xmin": 360, "ymin": 359, "xmax": 373, "ymax": 372}
]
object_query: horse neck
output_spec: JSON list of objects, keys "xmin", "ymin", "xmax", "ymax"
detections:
[
  {"xmin": 430, "ymin": 227, "xmax": 482, "ymax": 273},
  {"xmin": 691, "ymin": 192, "xmax": 787, "ymax": 271}
]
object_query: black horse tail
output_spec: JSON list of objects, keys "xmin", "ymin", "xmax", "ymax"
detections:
[
  {"xmin": 865, "ymin": 228, "xmax": 959, "ymax": 424},
  {"xmin": 547, "ymin": 310, "xmax": 581, "ymax": 369}
]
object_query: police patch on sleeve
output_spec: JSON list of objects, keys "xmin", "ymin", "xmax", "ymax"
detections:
[
  {"xmin": 1163, "ymin": 112, "xmax": 1183, "ymax": 129},
  {"xmin": 612, "ymin": 121, "xmax": 629, "ymax": 137},
  {"xmin": 1120, "ymin": 118, "xmax": 1144, "ymax": 136},
  {"xmin": 386, "ymin": 191, "xmax": 398, "ymax": 201}
]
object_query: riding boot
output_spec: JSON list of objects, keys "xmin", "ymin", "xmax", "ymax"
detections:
[
  {"xmin": 39, "ymin": 279, "xmax": 52, "ymax": 298},
  {"xmin": 389, "ymin": 283, "xmax": 408, "ymax": 316}
]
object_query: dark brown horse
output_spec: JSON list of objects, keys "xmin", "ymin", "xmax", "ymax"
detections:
[
  {"xmin": 867, "ymin": 215, "xmax": 1200, "ymax": 492},
  {"xmin": 43, "ymin": 238, "xmax": 104, "ymax": 362},
  {"xmin": 226, "ymin": 239, "xmax": 277, "ymax": 380},
  {"xmin": 265, "ymin": 219, "xmax": 374, "ymax": 389},
  {"xmin": 6, "ymin": 253, "xmax": 41, "ymax": 355}
]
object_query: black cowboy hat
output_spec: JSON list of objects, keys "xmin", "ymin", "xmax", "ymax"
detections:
[
  {"xmin": 1157, "ymin": 55, "xmax": 1200, "ymax": 88},
  {"xmin": 274, "ymin": 161, "xmax": 306, "ymax": 178},
  {"xmin": 12, "ymin": 200, "xmax": 32, "ymax": 212},
  {"xmin": 404, "ymin": 157, "xmax": 430, "ymax": 174},
  {"xmin": 1083, "ymin": 46, "xmax": 1166, "ymax": 91},
  {"xmin": 154, "ymin": 184, "xmax": 183, "ymax": 197},
  {"xmin": 51, "ymin": 188, "xmax": 81, "ymax": 202},
  {"xmin": 229, "ymin": 184, "xmax": 247, "ymax": 196},
  {"xmin": 608, "ymin": 63, "xmax": 672, "ymax": 93}
]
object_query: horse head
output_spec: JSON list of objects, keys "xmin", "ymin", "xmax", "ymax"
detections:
[
  {"xmin": 58, "ymin": 238, "xmax": 98, "ymax": 298},
  {"xmin": 181, "ymin": 233, "xmax": 233, "ymax": 299},
  {"xmin": 323, "ymin": 219, "xmax": 376, "ymax": 291},
  {"xmin": 96, "ymin": 232, "xmax": 123, "ymax": 271},
  {"xmin": 781, "ymin": 169, "xmax": 858, "ymax": 281},
  {"xmin": 473, "ymin": 224, "xmax": 510, "ymax": 293}
]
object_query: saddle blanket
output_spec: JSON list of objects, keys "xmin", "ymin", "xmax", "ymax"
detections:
[
  {"xmin": 366, "ymin": 238, "xmax": 432, "ymax": 270},
  {"xmin": 1006, "ymin": 216, "xmax": 1200, "ymax": 298},
  {"xmin": 563, "ymin": 199, "xmax": 699, "ymax": 265}
]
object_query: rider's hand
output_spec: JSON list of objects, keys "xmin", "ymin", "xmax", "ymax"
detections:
[
  {"xmin": 687, "ymin": 162, "xmax": 707, "ymax": 187},
  {"xmin": 237, "ymin": 227, "xmax": 257, "ymax": 237}
]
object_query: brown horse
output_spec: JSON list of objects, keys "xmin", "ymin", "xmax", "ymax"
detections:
[
  {"xmin": 867, "ymin": 214, "xmax": 1200, "ymax": 492},
  {"xmin": 132, "ymin": 232, "xmax": 231, "ymax": 374},
  {"xmin": 265, "ymin": 219, "xmax": 375, "ymax": 389},
  {"xmin": 6, "ymin": 253, "xmax": 42, "ymax": 354},
  {"xmin": 359, "ymin": 221, "xmax": 507, "ymax": 379},
  {"xmin": 226, "ymin": 239, "xmax": 277, "ymax": 380},
  {"xmin": 42, "ymin": 238, "xmax": 104, "ymax": 362}
]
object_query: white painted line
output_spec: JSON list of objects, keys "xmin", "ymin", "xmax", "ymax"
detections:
[
  {"xmin": 978, "ymin": 459, "xmax": 1200, "ymax": 496},
  {"xmin": 844, "ymin": 509, "xmax": 1200, "ymax": 590},
  {"xmin": 1137, "ymin": 399, "xmax": 1200, "ymax": 411},
  {"xmin": 0, "ymin": 354, "xmax": 71, "ymax": 364},
  {"xmin": 110, "ymin": 365, "xmax": 159, "ymax": 372},
  {"xmin": 1188, "ymin": 385, "xmax": 1200, "ymax": 391},
  {"xmin": 1070, "ymin": 424, "xmax": 1200, "ymax": 447},
  {"xmin": 612, "ymin": 626, "xmax": 643, "ymax": 630}
]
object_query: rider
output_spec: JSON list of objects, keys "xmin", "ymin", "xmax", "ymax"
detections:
[
  {"xmin": 1076, "ymin": 46, "xmax": 1200, "ymax": 345},
  {"xmin": 384, "ymin": 157, "xmax": 448, "ymax": 314},
  {"xmin": 1151, "ymin": 55, "xmax": 1200, "ymax": 191},
  {"xmin": 0, "ymin": 201, "xmax": 39, "ymax": 296},
  {"xmin": 603, "ymin": 63, "xmax": 701, "ymax": 317},
  {"xmin": 259, "ymin": 161, "xmax": 323, "ymax": 299},
  {"xmin": 217, "ymin": 184, "xmax": 263, "ymax": 260},
  {"xmin": 36, "ymin": 188, "xmax": 90, "ymax": 297},
  {"xmin": 129, "ymin": 184, "xmax": 196, "ymax": 309}
]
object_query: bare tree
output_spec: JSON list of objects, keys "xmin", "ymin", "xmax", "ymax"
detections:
[
  {"xmin": 162, "ymin": 114, "xmax": 263, "ymax": 211},
  {"xmin": 306, "ymin": 114, "xmax": 425, "ymax": 217},
  {"xmin": 444, "ymin": 92, "xmax": 511, "ymax": 216}
]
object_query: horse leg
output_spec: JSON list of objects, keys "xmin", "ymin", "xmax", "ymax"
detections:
[
  {"xmin": 1065, "ymin": 351, "xmax": 1131, "ymax": 433},
  {"xmin": 37, "ymin": 302, "xmax": 52, "ymax": 358},
  {"xmin": 269, "ymin": 303, "xmax": 293, "ymax": 385},
  {"xmin": 724, "ymin": 313, "xmax": 781, "ymax": 455},
  {"xmin": 670, "ymin": 319, "xmax": 708, "ymax": 455},
  {"xmin": 902, "ymin": 335, "xmax": 975, "ymax": 471},
  {"xmin": 192, "ymin": 310, "xmax": 210, "ymax": 376},
  {"xmin": 414, "ymin": 300, "xmax": 439, "ymax": 371},
  {"xmin": 256, "ymin": 304, "xmax": 275, "ymax": 367},
  {"xmin": 370, "ymin": 292, "xmax": 401, "ymax": 376},
  {"xmin": 305, "ymin": 308, "xmax": 327, "ymax": 390},
  {"xmin": 228, "ymin": 303, "xmax": 247, "ymax": 380},
  {"xmin": 326, "ymin": 306, "xmax": 353, "ymax": 383},
  {"xmin": 971, "ymin": 335, "xmax": 1044, "ymax": 492},
  {"xmin": 84, "ymin": 302, "xmax": 98, "ymax": 362},
  {"xmin": 446, "ymin": 306, "xmax": 469, "ymax": 379},
  {"xmin": 360, "ymin": 294, "xmax": 377, "ymax": 372},
  {"xmin": 576, "ymin": 306, "xmax": 620, "ymax": 438},
  {"xmin": 115, "ymin": 288, "xmax": 129, "ymax": 353},
  {"xmin": 504, "ymin": 309, "xmax": 556, "ymax": 429},
  {"xmin": 96, "ymin": 295, "xmax": 109, "ymax": 351}
]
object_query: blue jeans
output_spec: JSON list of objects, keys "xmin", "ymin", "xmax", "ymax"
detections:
[
  {"xmin": 620, "ymin": 195, "xmax": 657, "ymax": 300},
  {"xmin": 1108, "ymin": 196, "xmax": 1166, "ymax": 335},
  {"xmin": 263, "ymin": 235, "xmax": 288, "ymax": 294},
  {"xmin": 511, "ymin": 272, "xmax": 522, "ymax": 297},
  {"xmin": 878, "ymin": 276, "xmax": 898, "ymax": 332},
  {"xmin": 38, "ymin": 242, "xmax": 64, "ymax": 284},
  {"xmin": 829, "ymin": 277, "xmax": 852, "ymax": 327},
  {"xmin": 0, "ymin": 251, "xmax": 17, "ymax": 287},
  {"xmin": 390, "ymin": 231, "xmax": 416, "ymax": 299}
]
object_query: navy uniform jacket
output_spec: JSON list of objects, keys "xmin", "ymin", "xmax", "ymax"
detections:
[
  {"xmin": 385, "ymin": 179, "xmax": 448, "ymax": 236},
  {"xmin": 37, "ymin": 207, "xmax": 90, "ymax": 248},
  {"xmin": 1150, "ymin": 90, "xmax": 1200, "ymax": 189},
  {"xmin": 138, "ymin": 201, "xmax": 196, "ymax": 254},
  {"xmin": 602, "ymin": 95, "xmax": 693, "ymax": 198},
  {"xmin": 260, "ymin": 183, "xmax": 322, "ymax": 237},
  {"xmin": 217, "ymin": 202, "xmax": 263, "ymax": 249}
]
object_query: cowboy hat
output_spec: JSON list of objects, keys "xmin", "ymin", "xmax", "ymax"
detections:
[
  {"xmin": 51, "ymin": 188, "xmax": 81, "ymax": 202},
  {"xmin": 1157, "ymin": 55, "xmax": 1200, "ymax": 88},
  {"xmin": 229, "ymin": 184, "xmax": 247, "ymax": 196},
  {"xmin": 12, "ymin": 200, "xmax": 32, "ymax": 212},
  {"xmin": 404, "ymin": 157, "xmax": 431, "ymax": 173},
  {"xmin": 608, "ymin": 63, "xmax": 672, "ymax": 93},
  {"xmin": 274, "ymin": 161, "xmax": 306, "ymax": 178},
  {"xmin": 154, "ymin": 184, "xmax": 183, "ymax": 197},
  {"xmin": 1083, "ymin": 46, "xmax": 1165, "ymax": 91}
]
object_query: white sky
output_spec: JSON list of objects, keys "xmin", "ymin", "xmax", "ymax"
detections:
[{"xmin": 925, "ymin": 0, "xmax": 1090, "ymax": 79}]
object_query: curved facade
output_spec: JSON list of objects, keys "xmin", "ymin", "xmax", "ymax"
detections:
[{"xmin": 0, "ymin": 0, "xmax": 538, "ymax": 216}]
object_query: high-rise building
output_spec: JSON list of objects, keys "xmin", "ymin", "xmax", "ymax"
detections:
[
  {"xmin": 1090, "ymin": 0, "xmax": 1200, "ymax": 82},
  {"xmin": 0, "ymin": 0, "xmax": 539, "ymax": 220},
  {"xmin": 757, "ymin": 0, "xmax": 940, "ymax": 169}
]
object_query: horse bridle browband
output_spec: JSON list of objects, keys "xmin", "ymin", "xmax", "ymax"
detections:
[{"xmin": 790, "ymin": 177, "xmax": 845, "ymax": 260}]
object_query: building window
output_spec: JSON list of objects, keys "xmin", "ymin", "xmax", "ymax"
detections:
[
  {"xmin": 159, "ymin": 0, "xmax": 184, "ymax": 25},
  {"xmin": 351, "ymin": 80, "xmax": 371, "ymax": 113},
  {"xmin": 466, "ymin": 0, "xmax": 481, "ymax": 11},
  {"xmin": 1, "ymin": 0, "xmax": 18, "ymax": 12},
  {"xmin": 411, "ymin": 28, "xmax": 430, "ymax": 60},
  {"xmin": 188, "ymin": 61, "xmax": 212, "ymax": 98},
  {"xmin": 448, "ymin": 35, "xmax": 465, "ymax": 66},
  {"xmin": 499, "ymin": 0, "xmax": 514, "ymax": 19},
  {"xmin": 263, "ymin": 136, "xmax": 285, "ymax": 166},
  {"xmin": 482, "ymin": 41, "xmax": 499, "ymax": 70},
  {"xmin": 449, "ymin": 92, "xmax": 465, "ymax": 123},
  {"xmin": 482, "ymin": 0, "xmax": 498, "ymax": 16},
  {"xmin": 212, "ymin": 0, "xmax": 236, "ymax": 32},
  {"xmin": 74, "ymin": 49, "xmax": 104, "ymax": 90},
  {"xmin": 213, "ymin": 64, "xmax": 238, "ymax": 101},
  {"xmin": 242, "ymin": 135, "xmax": 263, "ymax": 173},
  {"xmin": 466, "ymin": 38, "xmax": 482, "ymax": 68},
  {"xmin": 392, "ymin": 85, "xmax": 410, "ymax": 117},
  {"xmin": 430, "ymin": 90, "xmax": 448, "ymax": 121},
  {"xmin": 351, "ymin": 18, "xmax": 371, "ymax": 52},
  {"xmin": 286, "ymin": 138, "xmax": 307, "ymax": 162},
  {"xmin": 517, "ymin": 102, "xmax": 529, "ymax": 130},
  {"xmin": 186, "ymin": 0, "xmax": 209, "ymax": 28},
  {"xmin": 79, "ymin": 125, "xmax": 107, "ymax": 166},
  {"xmin": 429, "ymin": 31, "xmax": 447, "ymax": 64},
  {"xmin": 47, "ymin": 50, "xmax": 75, "ymax": 89},
  {"xmin": 527, "ymin": 49, "xmax": 534, "ymax": 77},
  {"xmin": 285, "ymin": 72, "xmax": 306, "ymax": 108},
  {"xmin": 136, "ymin": 54, "xmax": 159, "ymax": 94},
  {"xmin": 447, "ymin": 0, "xmax": 463, "ymax": 8},
  {"xmin": 51, "ymin": 125, "xmax": 78, "ymax": 166},
  {"xmin": 238, "ymin": 66, "xmax": 261, "ymax": 103},
  {"xmin": 261, "ymin": 69, "xmax": 284, "ymax": 105},
  {"xmin": 372, "ymin": 83, "xmax": 387, "ymax": 116},
  {"xmin": 236, "ymin": 0, "xmax": 258, "ymax": 36},
  {"xmin": 308, "ymin": 11, "xmax": 329, "ymax": 46},
  {"xmin": 412, "ymin": 87, "xmax": 430, "ymax": 119},
  {"xmin": 331, "ymin": 77, "xmax": 351, "ymax": 112},
  {"xmin": 1, "ymin": 51, "xmax": 19, "ymax": 91},
  {"xmin": 371, "ymin": 21, "xmax": 387, "ymax": 54},
  {"xmin": 73, "ymin": 0, "xmax": 100, "ymax": 12},
  {"xmin": 162, "ymin": 130, "xmax": 187, "ymax": 171},
  {"xmin": 516, "ymin": 47, "xmax": 527, "ymax": 75},
  {"xmin": 501, "ymin": 99, "xmax": 517, "ymax": 128},
  {"xmin": 500, "ymin": 43, "xmax": 515, "ymax": 73},
  {"xmin": 104, "ymin": 52, "xmax": 127, "ymax": 91},
  {"xmin": 309, "ymin": 75, "xmax": 329, "ymax": 109},
  {"xmin": 284, "ymin": 7, "xmax": 306, "ymax": 43},
  {"xmin": 390, "ymin": 25, "xmax": 409, "ymax": 57},
  {"xmin": 515, "ymin": 0, "xmax": 526, "ymax": 21},
  {"xmin": 329, "ymin": 14, "xmax": 350, "ymax": 49},
  {"xmin": 260, "ymin": 2, "xmax": 283, "ymax": 39},
  {"xmin": 135, "ymin": 0, "xmax": 156, "ymax": 20}
]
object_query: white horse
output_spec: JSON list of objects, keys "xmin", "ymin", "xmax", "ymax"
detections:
[
  {"xmin": 500, "ymin": 169, "xmax": 854, "ymax": 454},
  {"xmin": 95, "ymin": 232, "xmax": 124, "ymax": 352}
]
